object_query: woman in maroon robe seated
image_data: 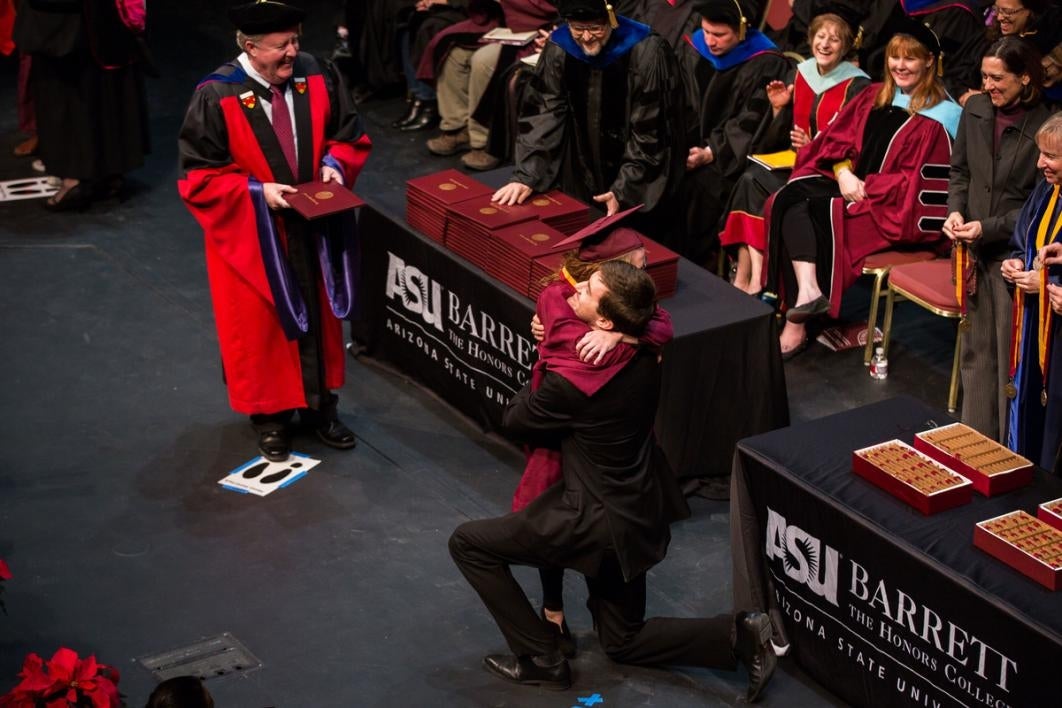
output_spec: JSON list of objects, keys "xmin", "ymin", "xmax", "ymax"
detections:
[
  {"xmin": 515, "ymin": 206, "xmax": 673, "ymax": 654},
  {"xmin": 721, "ymin": 4, "xmax": 869, "ymax": 295},
  {"xmin": 764, "ymin": 24, "xmax": 961, "ymax": 359}
]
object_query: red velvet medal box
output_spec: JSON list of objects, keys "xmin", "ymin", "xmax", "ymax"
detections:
[
  {"xmin": 1039, "ymin": 498, "xmax": 1062, "ymax": 532},
  {"xmin": 852, "ymin": 440, "xmax": 973, "ymax": 515},
  {"xmin": 484, "ymin": 221, "xmax": 573, "ymax": 296},
  {"xmin": 406, "ymin": 170, "xmax": 493, "ymax": 243},
  {"xmin": 913, "ymin": 423, "xmax": 1033, "ymax": 496},
  {"xmin": 973, "ymin": 510, "xmax": 1062, "ymax": 590}
]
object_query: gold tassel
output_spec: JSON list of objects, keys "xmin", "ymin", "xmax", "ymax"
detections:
[
  {"xmin": 605, "ymin": 2, "xmax": 618, "ymax": 29},
  {"xmin": 938, "ymin": 52, "xmax": 944, "ymax": 77},
  {"xmin": 854, "ymin": 26, "xmax": 863, "ymax": 50},
  {"xmin": 733, "ymin": 0, "xmax": 747, "ymax": 42}
]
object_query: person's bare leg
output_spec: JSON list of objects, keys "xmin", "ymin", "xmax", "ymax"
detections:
[
  {"xmin": 47, "ymin": 178, "xmax": 80, "ymax": 205},
  {"xmin": 543, "ymin": 608, "xmax": 566, "ymax": 629},
  {"xmin": 779, "ymin": 320, "xmax": 807, "ymax": 355},
  {"xmin": 792, "ymin": 260, "xmax": 824, "ymax": 306},
  {"xmin": 731, "ymin": 245, "xmax": 751, "ymax": 291},
  {"xmin": 747, "ymin": 247, "xmax": 764, "ymax": 294}
]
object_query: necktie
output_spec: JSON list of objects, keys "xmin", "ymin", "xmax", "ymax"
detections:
[{"xmin": 270, "ymin": 84, "xmax": 298, "ymax": 179}]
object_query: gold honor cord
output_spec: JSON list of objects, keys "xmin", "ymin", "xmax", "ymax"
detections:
[{"xmin": 1010, "ymin": 185, "xmax": 1062, "ymax": 404}]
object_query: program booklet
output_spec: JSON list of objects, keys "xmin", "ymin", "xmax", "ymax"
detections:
[{"xmin": 480, "ymin": 27, "xmax": 537, "ymax": 46}]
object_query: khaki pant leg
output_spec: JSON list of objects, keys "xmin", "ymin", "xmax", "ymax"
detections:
[
  {"xmin": 436, "ymin": 46, "xmax": 475, "ymax": 133},
  {"xmin": 468, "ymin": 43, "xmax": 502, "ymax": 149}
]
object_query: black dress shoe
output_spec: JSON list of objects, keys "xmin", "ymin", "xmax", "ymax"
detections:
[
  {"xmin": 391, "ymin": 97, "xmax": 418, "ymax": 129},
  {"xmin": 541, "ymin": 609, "xmax": 576, "ymax": 659},
  {"xmin": 398, "ymin": 100, "xmax": 438, "ymax": 132},
  {"xmin": 258, "ymin": 429, "xmax": 291, "ymax": 462},
  {"xmin": 733, "ymin": 611, "xmax": 777, "ymax": 702},
  {"xmin": 785, "ymin": 295, "xmax": 830, "ymax": 324},
  {"xmin": 482, "ymin": 653, "xmax": 571, "ymax": 690},
  {"xmin": 316, "ymin": 418, "xmax": 357, "ymax": 449}
]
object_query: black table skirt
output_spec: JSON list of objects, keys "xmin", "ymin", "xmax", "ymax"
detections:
[
  {"xmin": 352, "ymin": 203, "xmax": 789, "ymax": 497},
  {"xmin": 731, "ymin": 396, "xmax": 1062, "ymax": 707}
]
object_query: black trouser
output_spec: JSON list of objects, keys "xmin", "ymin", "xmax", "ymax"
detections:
[
  {"xmin": 250, "ymin": 392, "xmax": 339, "ymax": 432},
  {"xmin": 449, "ymin": 513, "xmax": 736, "ymax": 669}
]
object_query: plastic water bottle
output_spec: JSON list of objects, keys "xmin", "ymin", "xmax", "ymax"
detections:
[{"xmin": 869, "ymin": 347, "xmax": 888, "ymax": 380}]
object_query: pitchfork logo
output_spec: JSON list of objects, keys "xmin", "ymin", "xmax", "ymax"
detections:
[
  {"xmin": 765, "ymin": 507, "xmax": 840, "ymax": 606},
  {"xmin": 385, "ymin": 252, "xmax": 445, "ymax": 332}
]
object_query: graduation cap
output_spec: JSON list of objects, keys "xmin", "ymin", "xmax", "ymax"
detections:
[
  {"xmin": 555, "ymin": 205, "xmax": 645, "ymax": 261},
  {"xmin": 693, "ymin": 0, "xmax": 758, "ymax": 40},
  {"xmin": 228, "ymin": 0, "xmax": 306, "ymax": 35},
  {"xmin": 812, "ymin": 1, "xmax": 867, "ymax": 49},
  {"xmin": 557, "ymin": 0, "xmax": 618, "ymax": 28}
]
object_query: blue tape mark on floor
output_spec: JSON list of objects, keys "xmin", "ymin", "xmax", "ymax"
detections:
[{"xmin": 576, "ymin": 694, "xmax": 603, "ymax": 706}]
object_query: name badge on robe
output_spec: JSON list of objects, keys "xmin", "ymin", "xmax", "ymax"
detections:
[
  {"xmin": 294, "ymin": 78, "xmax": 307, "ymax": 95},
  {"xmin": 239, "ymin": 90, "xmax": 256, "ymax": 110}
]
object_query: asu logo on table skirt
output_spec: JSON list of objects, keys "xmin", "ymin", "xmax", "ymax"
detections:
[{"xmin": 762, "ymin": 505, "xmax": 1024, "ymax": 708}]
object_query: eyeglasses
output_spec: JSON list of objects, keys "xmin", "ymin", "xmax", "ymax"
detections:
[
  {"xmin": 993, "ymin": 5, "xmax": 1029, "ymax": 19},
  {"xmin": 569, "ymin": 24, "xmax": 608, "ymax": 38}
]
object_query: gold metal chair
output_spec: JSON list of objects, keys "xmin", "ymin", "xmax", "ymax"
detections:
[
  {"xmin": 881, "ymin": 259, "xmax": 963, "ymax": 413},
  {"xmin": 860, "ymin": 249, "xmax": 936, "ymax": 365}
]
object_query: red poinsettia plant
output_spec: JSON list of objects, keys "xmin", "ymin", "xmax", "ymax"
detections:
[{"xmin": 0, "ymin": 648, "xmax": 122, "ymax": 708}]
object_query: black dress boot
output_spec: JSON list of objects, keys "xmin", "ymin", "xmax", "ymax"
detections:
[
  {"xmin": 482, "ymin": 652, "xmax": 570, "ymax": 690},
  {"xmin": 733, "ymin": 611, "xmax": 777, "ymax": 702},
  {"xmin": 398, "ymin": 100, "xmax": 438, "ymax": 132},
  {"xmin": 391, "ymin": 96, "xmax": 417, "ymax": 129}
]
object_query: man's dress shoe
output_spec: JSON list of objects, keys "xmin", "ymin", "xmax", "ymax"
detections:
[
  {"xmin": 398, "ymin": 100, "xmax": 438, "ymax": 132},
  {"xmin": 258, "ymin": 429, "xmax": 291, "ymax": 462},
  {"xmin": 734, "ymin": 611, "xmax": 777, "ymax": 702},
  {"xmin": 316, "ymin": 419, "xmax": 357, "ymax": 449},
  {"xmin": 482, "ymin": 653, "xmax": 571, "ymax": 690},
  {"xmin": 391, "ymin": 98, "xmax": 417, "ymax": 129}
]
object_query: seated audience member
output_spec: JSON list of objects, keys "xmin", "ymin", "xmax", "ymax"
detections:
[
  {"xmin": 145, "ymin": 676, "xmax": 214, "ymax": 708},
  {"xmin": 392, "ymin": 0, "xmax": 471, "ymax": 132},
  {"xmin": 765, "ymin": 23, "xmax": 961, "ymax": 359},
  {"xmin": 449, "ymin": 259, "xmax": 776, "ymax": 700},
  {"xmin": 516, "ymin": 206, "xmax": 674, "ymax": 658},
  {"xmin": 1043, "ymin": 42, "xmax": 1062, "ymax": 106},
  {"xmin": 679, "ymin": 0, "xmax": 791, "ymax": 264},
  {"xmin": 945, "ymin": 37, "xmax": 1049, "ymax": 441},
  {"xmin": 1004, "ymin": 111, "xmax": 1062, "ymax": 471},
  {"xmin": 426, "ymin": 0, "xmax": 558, "ymax": 170},
  {"xmin": 721, "ymin": 1, "xmax": 870, "ymax": 295},
  {"xmin": 492, "ymin": 0, "xmax": 686, "ymax": 245},
  {"xmin": 860, "ymin": 0, "xmax": 986, "ymax": 105}
]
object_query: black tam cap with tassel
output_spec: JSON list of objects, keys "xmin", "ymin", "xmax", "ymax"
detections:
[{"xmin": 558, "ymin": 0, "xmax": 618, "ymax": 28}]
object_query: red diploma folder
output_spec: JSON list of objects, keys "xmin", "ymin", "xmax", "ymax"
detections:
[{"xmin": 288, "ymin": 181, "xmax": 365, "ymax": 219}]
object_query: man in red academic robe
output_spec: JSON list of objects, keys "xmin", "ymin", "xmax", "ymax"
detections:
[{"xmin": 178, "ymin": 0, "xmax": 370, "ymax": 461}]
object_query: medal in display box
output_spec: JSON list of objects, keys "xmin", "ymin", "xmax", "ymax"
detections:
[
  {"xmin": 974, "ymin": 510, "xmax": 1062, "ymax": 590},
  {"xmin": 913, "ymin": 423, "xmax": 1033, "ymax": 496},
  {"xmin": 1039, "ymin": 498, "xmax": 1062, "ymax": 532},
  {"xmin": 852, "ymin": 440, "xmax": 973, "ymax": 515}
]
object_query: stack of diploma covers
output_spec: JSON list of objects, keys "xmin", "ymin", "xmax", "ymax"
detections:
[{"xmin": 406, "ymin": 169, "xmax": 493, "ymax": 242}]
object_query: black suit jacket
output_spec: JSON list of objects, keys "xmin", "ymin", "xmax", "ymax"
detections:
[{"xmin": 503, "ymin": 350, "xmax": 690, "ymax": 582}]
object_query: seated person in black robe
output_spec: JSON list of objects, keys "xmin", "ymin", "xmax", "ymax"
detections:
[
  {"xmin": 678, "ymin": 0, "xmax": 791, "ymax": 264},
  {"xmin": 492, "ymin": 0, "xmax": 686, "ymax": 246}
]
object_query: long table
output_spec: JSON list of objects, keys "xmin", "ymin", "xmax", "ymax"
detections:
[
  {"xmin": 352, "ymin": 204, "xmax": 789, "ymax": 497},
  {"xmin": 731, "ymin": 396, "xmax": 1062, "ymax": 707}
]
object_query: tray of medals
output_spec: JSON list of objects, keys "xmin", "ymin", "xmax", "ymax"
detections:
[
  {"xmin": 913, "ymin": 423, "xmax": 1033, "ymax": 496},
  {"xmin": 974, "ymin": 510, "xmax": 1062, "ymax": 590},
  {"xmin": 1039, "ymin": 498, "xmax": 1062, "ymax": 532},
  {"xmin": 852, "ymin": 440, "xmax": 973, "ymax": 515}
]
